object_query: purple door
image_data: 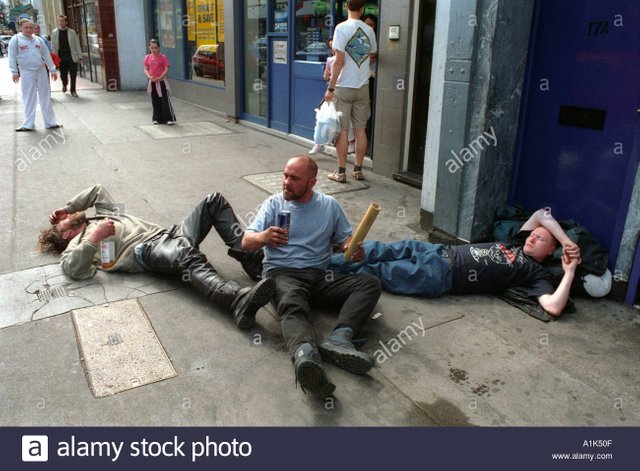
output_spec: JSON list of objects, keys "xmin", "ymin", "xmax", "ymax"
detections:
[{"xmin": 511, "ymin": 0, "xmax": 640, "ymax": 266}]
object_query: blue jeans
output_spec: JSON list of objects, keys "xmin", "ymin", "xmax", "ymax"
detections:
[{"xmin": 329, "ymin": 240, "xmax": 452, "ymax": 297}]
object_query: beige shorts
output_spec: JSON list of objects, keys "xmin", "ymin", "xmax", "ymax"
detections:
[{"xmin": 334, "ymin": 84, "xmax": 370, "ymax": 130}]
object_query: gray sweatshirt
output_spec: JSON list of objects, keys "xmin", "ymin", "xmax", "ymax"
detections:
[
  {"xmin": 8, "ymin": 33, "xmax": 57, "ymax": 74},
  {"xmin": 60, "ymin": 186, "xmax": 163, "ymax": 280}
]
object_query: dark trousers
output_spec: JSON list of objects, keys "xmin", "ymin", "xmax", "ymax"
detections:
[
  {"xmin": 141, "ymin": 193, "xmax": 245, "ymax": 309},
  {"xmin": 151, "ymin": 80, "xmax": 176, "ymax": 124},
  {"xmin": 59, "ymin": 52, "xmax": 78, "ymax": 92},
  {"xmin": 270, "ymin": 268, "xmax": 382, "ymax": 356}
]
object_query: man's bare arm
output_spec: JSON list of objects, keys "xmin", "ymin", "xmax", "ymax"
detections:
[
  {"xmin": 521, "ymin": 208, "xmax": 580, "ymax": 259},
  {"xmin": 537, "ymin": 256, "xmax": 580, "ymax": 316},
  {"xmin": 242, "ymin": 227, "xmax": 288, "ymax": 252},
  {"xmin": 324, "ymin": 50, "xmax": 345, "ymax": 102}
]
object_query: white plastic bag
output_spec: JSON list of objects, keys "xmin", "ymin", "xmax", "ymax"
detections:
[{"xmin": 313, "ymin": 101, "xmax": 341, "ymax": 145}]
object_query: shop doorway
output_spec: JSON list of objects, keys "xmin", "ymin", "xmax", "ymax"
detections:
[
  {"xmin": 511, "ymin": 0, "xmax": 640, "ymax": 266},
  {"xmin": 396, "ymin": 0, "xmax": 436, "ymax": 187},
  {"xmin": 66, "ymin": 0, "xmax": 102, "ymax": 85},
  {"xmin": 242, "ymin": 0, "xmax": 379, "ymax": 148}
]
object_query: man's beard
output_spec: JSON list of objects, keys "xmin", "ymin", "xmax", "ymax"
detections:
[
  {"xmin": 283, "ymin": 184, "xmax": 309, "ymax": 201},
  {"xmin": 67, "ymin": 212, "xmax": 87, "ymax": 228}
]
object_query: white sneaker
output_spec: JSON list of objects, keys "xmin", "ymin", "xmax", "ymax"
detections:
[
  {"xmin": 167, "ymin": 121, "xmax": 175, "ymax": 125},
  {"xmin": 153, "ymin": 120, "xmax": 159, "ymax": 125},
  {"xmin": 309, "ymin": 144, "xmax": 323, "ymax": 155}
]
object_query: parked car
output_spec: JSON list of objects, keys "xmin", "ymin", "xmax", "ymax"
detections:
[
  {"xmin": 295, "ymin": 42, "xmax": 331, "ymax": 62},
  {"xmin": 192, "ymin": 44, "xmax": 225, "ymax": 80}
]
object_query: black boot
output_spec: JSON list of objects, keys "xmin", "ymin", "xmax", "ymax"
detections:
[
  {"xmin": 228, "ymin": 248, "xmax": 264, "ymax": 281},
  {"xmin": 319, "ymin": 326, "xmax": 374, "ymax": 375},
  {"xmin": 192, "ymin": 268, "xmax": 275, "ymax": 330},
  {"xmin": 229, "ymin": 277, "xmax": 276, "ymax": 330},
  {"xmin": 292, "ymin": 343, "xmax": 336, "ymax": 399}
]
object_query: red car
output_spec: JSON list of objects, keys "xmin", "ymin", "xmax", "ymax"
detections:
[{"xmin": 192, "ymin": 44, "xmax": 225, "ymax": 80}]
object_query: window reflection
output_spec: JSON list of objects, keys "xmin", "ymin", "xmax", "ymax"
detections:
[
  {"xmin": 294, "ymin": 0, "xmax": 331, "ymax": 62},
  {"xmin": 244, "ymin": 0, "xmax": 268, "ymax": 118},
  {"xmin": 187, "ymin": 0, "xmax": 226, "ymax": 85}
]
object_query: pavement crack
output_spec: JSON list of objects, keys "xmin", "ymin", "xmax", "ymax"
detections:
[{"xmin": 422, "ymin": 314, "xmax": 465, "ymax": 331}]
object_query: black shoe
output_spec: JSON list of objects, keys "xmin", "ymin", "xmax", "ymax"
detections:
[
  {"xmin": 319, "ymin": 327, "xmax": 374, "ymax": 375},
  {"xmin": 15, "ymin": 127, "xmax": 35, "ymax": 132},
  {"xmin": 71, "ymin": 91, "xmax": 78, "ymax": 97},
  {"xmin": 230, "ymin": 277, "xmax": 275, "ymax": 330},
  {"xmin": 62, "ymin": 85, "xmax": 67, "ymax": 93},
  {"xmin": 293, "ymin": 344, "xmax": 336, "ymax": 399},
  {"xmin": 228, "ymin": 248, "xmax": 264, "ymax": 281},
  {"xmin": 45, "ymin": 124, "xmax": 63, "ymax": 129}
]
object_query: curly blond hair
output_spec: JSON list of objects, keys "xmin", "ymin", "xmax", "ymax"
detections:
[{"xmin": 37, "ymin": 226, "xmax": 69, "ymax": 255}]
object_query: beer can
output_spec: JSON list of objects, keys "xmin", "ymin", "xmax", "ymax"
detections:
[
  {"xmin": 100, "ymin": 240, "xmax": 116, "ymax": 270},
  {"xmin": 277, "ymin": 210, "xmax": 291, "ymax": 239}
]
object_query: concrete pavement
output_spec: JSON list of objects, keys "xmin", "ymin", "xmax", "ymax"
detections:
[{"xmin": 1, "ymin": 57, "xmax": 639, "ymax": 426}]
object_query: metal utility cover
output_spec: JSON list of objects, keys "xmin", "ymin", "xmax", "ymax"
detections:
[
  {"xmin": 244, "ymin": 170, "xmax": 369, "ymax": 196},
  {"xmin": 139, "ymin": 121, "xmax": 234, "ymax": 139},
  {"xmin": 72, "ymin": 299, "xmax": 176, "ymax": 398}
]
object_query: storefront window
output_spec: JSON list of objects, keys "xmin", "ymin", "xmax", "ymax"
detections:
[
  {"xmin": 84, "ymin": 3, "xmax": 101, "ymax": 85},
  {"xmin": 294, "ymin": 0, "xmax": 331, "ymax": 62},
  {"xmin": 244, "ymin": 0, "xmax": 267, "ymax": 118},
  {"xmin": 154, "ymin": 0, "xmax": 185, "ymax": 80},
  {"xmin": 187, "ymin": 0, "xmax": 226, "ymax": 85},
  {"xmin": 272, "ymin": 0, "xmax": 288, "ymax": 32},
  {"xmin": 69, "ymin": 1, "xmax": 102, "ymax": 85}
]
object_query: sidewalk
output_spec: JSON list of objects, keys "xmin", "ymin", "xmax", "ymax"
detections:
[{"xmin": 1, "ymin": 58, "xmax": 639, "ymax": 426}]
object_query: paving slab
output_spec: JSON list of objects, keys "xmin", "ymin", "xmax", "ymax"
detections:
[
  {"xmin": 244, "ymin": 169, "xmax": 370, "ymax": 197},
  {"xmin": 112, "ymin": 102, "xmax": 153, "ymax": 110},
  {"xmin": 138, "ymin": 121, "xmax": 236, "ymax": 140},
  {"xmin": 0, "ymin": 264, "xmax": 177, "ymax": 329}
]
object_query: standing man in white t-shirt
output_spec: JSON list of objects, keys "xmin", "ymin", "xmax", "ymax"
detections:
[{"xmin": 325, "ymin": 0, "xmax": 377, "ymax": 183}]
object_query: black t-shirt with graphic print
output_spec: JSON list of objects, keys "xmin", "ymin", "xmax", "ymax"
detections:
[{"xmin": 448, "ymin": 231, "xmax": 554, "ymax": 297}]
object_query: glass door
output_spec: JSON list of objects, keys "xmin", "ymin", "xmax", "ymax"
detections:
[
  {"xmin": 267, "ymin": 0, "xmax": 290, "ymax": 132},
  {"xmin": 243, "ymin": 0, "xmax": 268, "ymax": 121},
  {"xmin": 290, "ymin": 0, "xmax": 333, "ymax": 138},
  {"xmin": 84, "ymin": 2, "xmax": 102, "ymax": 85}
]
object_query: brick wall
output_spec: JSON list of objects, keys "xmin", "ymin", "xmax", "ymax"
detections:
[{"xmin": 95, "ymin": 0, "xmax": 121, "ymax": 90}]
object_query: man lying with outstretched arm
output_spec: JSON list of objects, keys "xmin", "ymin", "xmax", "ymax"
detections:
[{"xmin": 330, "ymin": 208, "xmax": 582, "ymax": 317}]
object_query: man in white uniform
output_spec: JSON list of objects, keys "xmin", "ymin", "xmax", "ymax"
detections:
[{"xmin": 8, "ymin": 18, "xmax": 62, "ymax": 132}]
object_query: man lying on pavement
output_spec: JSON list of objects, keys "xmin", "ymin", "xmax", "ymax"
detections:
[
  {"xmin": 38, "ymin": 185, "xmax": 274, "ymax": 330},
  {"xmin": 329, "ymin": 208, "xmax": 582, "ymax": 317}
]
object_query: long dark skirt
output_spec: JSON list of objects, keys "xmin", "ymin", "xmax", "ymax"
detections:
[{"xmin": 150, "ymin": 81, "xmax": 176, "ymax": 124}]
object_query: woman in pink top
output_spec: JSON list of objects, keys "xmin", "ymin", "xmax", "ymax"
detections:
[{"xmin": 143, "ymin": 39, "xmax": 176, "ymax": 125}]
